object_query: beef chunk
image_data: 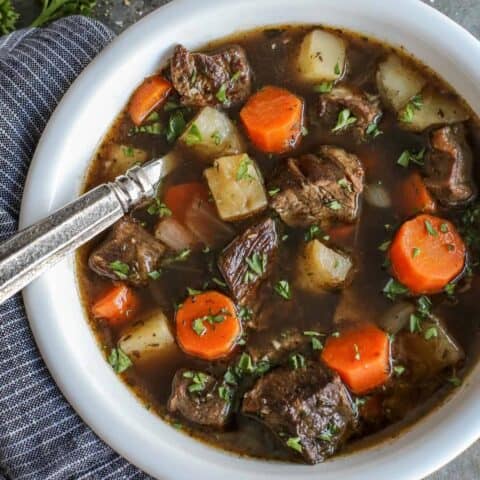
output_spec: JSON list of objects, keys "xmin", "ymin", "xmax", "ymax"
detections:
[
  {"xmin": 269, "ymin": 146, "xmax": 365, "ymax": 228},
  {"xmin": 318, "ymin": 86, "xmax": 382, "ymax": 138},
  {"xmin": 89, "ymin": 217, "xmax": 165, "ymax": 286},
  {"xmin": 218, "ymin": 218, "xmax": 278, "ymax": 305},
  {"xmin": 247, "ymin": 327, "xmax": 321, "ymax": 365},
  {"xmin": 242, "ymin": 362, "xmax": 357, "ymax": 464},
  {"xmin": 424, "ymin": 124, "xmax": 477, "ymax": 206},
  {"xmin": 170, "ymin": 44, "xmax": 252, "ymax": 108},
  {"xmin": 168, "ymin": 369, "xmax": 232, "ymax": 429}
]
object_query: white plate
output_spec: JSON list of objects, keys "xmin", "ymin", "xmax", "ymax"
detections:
[{"xmin": 20, "ymin": 0, "xmax": 480, "ymax": 479}]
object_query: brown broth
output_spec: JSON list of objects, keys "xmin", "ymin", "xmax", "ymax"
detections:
[{"xmin": 77, "ymin": 25, "xmax": 480, "ymax": 462}]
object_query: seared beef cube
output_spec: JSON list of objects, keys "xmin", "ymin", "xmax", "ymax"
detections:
[
  {"xmin": 424, "ymin": 124, "xmax": 477, "ymax": 206},
  {"xmin": 247, "ymin": 327, "xmax": 320, "ymax": 365},
  {"xmin": 168, "ymin": 369, "xmax": 232, "ymax": 429},
  {"xmin": 269, "ymin": 146, "xmax": 364, "ymax": 228},
  {"xmin": 218, "ymin": 218, "xmax": 278, "ymax": 305},
  {"xmin": 89, "ymin": 217, "xmax": 165, "ymax": 286},
  {"xmin": 318, "ymin": 86, "xmax": 382, "ymax": 138},
  {"xmin": 242, "ymin": 362, "xmax": 357, "ymax": 464},
  {"xmin": 170, "ymin": 44, "xmax": 251, "ymax": 108}
]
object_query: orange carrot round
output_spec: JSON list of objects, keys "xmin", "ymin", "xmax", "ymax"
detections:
[
  {"xmin": 164, "ymin": 182, "xmax": 209, "ymax": 223},
  {"xmin": 389, "ymin": 214, "xmax": 466, "ymax": 294},
  {"xmin": 398, "ymin": 171, "xmax": 436, "ymax": 217},
  {"xmin": 321, "ymin": 324, "xmax": 390, "ymax": 395},
  {"xmin": 92, "ymin": 284, "xmax": 138, "ymax": 325},
  {"xmin": 240, "ymin": 86, "xmax": 304, "ymax": 153},
  {"xmin": 128, "ymin": 75, "xmax": 172, "ymax": 126},
  {"xmin": 175, "ymin": 291, "xmax": 241, "ymax": 360}
]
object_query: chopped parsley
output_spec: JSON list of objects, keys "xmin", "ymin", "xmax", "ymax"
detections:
[
  {"xmin": 318, "ymin": 423, "xmax": 339, "ymax": 442},
  {"xmin": 147, "ymin": 198, "xmax": 172, "ymax": 217},
  {"xmin": 192, "ymin": 318, "xmax": 207, "ymax": 336},
  {"xmin": 192, "ymin": 310, "xmax": 228, "ymax": 336},
  {"xmin": 412, "ymin": 247, "xmax": 421, "ymax": 258},
  {"xmin": 183, "ymin": 371, "xmax": 209, "ymax": 393},
  {"xmin": 145, "ymin": 111, "xmax": 160, "ymax": 122},
  {"xmin": 313, "ymin": 81, "xmax": 334, "ymax": 93},
  {"xmin": 397, "ymin": 148, "xmax": 426, "ymax": 168},
  {"xmin": 184, "ymin": 123, "xmax": 203, "ymax": 146},
  {"xmin": 109, "ymin": 260, "xmax": 130, "ymax": 280},
  {"xmin": 448, "ymin": 375, "xmax": 462, "ymax": 387},
  {"xmin": 122, "ymin": 146, "xmax": 134, "ymax": 157},
  {"xmin": 332, "ymin": 108, "xmax": 357, "ymax": 132},
  {"xmin": 424, "ymin": 326, "xmax": 438, "ymax": 341},
  {"xmin": 366, "ymin": 122, "xmax": 383, "ymax": 138},
  {"xmin": 301, "ymin": 125, "xmax": 309, "ymax": 136},
  {"xmin": 238, "ymin": 306, "xmax": 253, "ymax": 322},
  {"xmin": 409, "ymin": 313, "xmax": 422, "ymax": 333},
  {"xmin": 444, "ymin": 282, "xmax": 456, "ymax": 297},
  {"xmin": 164, "ymin": 100, "xmax": 180, "ymax": 112},
  {"xmin": 424, "ymin": 219, "xmax": 438, "ymax": 237},
  {"xmin": 328, "ymin": 200, "xmax": 342, "ymax": 211},
  {"xmin": 129, "ymin": 122, "xmax": 163, "ymax": 136},
  {"xmin": 393, "ymin": 365, "xmax": 406, "ymax": 376},
  {"xmin": 274, "ymin": 280, "xmax": 292, "ymax": 300},
  {"xmin": 334, "ymin": 61, "xmax": 341, "ymax": 75},
  {"xmin": 236, "ymin": 155, "xmax": 254, "ymax": 181},
  {"xmin": 162, "ymin": 248, "xmax": 191, "ymax": 266},
  {"xmin": 244, "ymin": 252, "xmax": 267, "ymax": 283},
  {"xmin": 289, "ymin": 353, "xmax": 306, "ymax": 370},
  {"xmin": 108, "ymin": 348, "xmax": 132, "ymax": 373},
  {"xmin": 400, "ymin": 94, "xmax": 423, "ymax": 123},
  {"xmin": 218, "ymin": 384, "xmax": 234, "ymax": 403},
  {"xmin": 440, "ymin": 223, "xmax": 449, "ymax": 233},
  {"xmin": 216, "ymin": 83, "xmax": 228, "ymax": 103},
  {"xmin": 166, "ymin": 110, "xmax": 186, "ymax": 143},
  {"xmin": 378, "ymin": 240, "xmax": 391, "ymax": 252},
  {"xmin": 305, "ymin": 224, "xmax": 329, "ymax": 242},
  {"xmin": 147, "ymin": 270, "xmax": 162, "ymax": 280},
  {"xmin": 286, "ymin": 436, "xmax": 303, "ymax": 453},
  {"xmin": 211, "ymin": 130, "xmax": 223, "ymax": 145},
  {"xmin": 268, "ymin": 187, "xmax": 281, "ymax": 197},
  {"xmin": 186, "ymin": 287, "xmax": 202, "ymax": 296},
  {"xmin": 383, "ymin": 278, "xmax": 409, "ymax": 301},
  {"xmin": 337, "ymin": 177, "xmax": 352, "ymax": 192},
  {"xmin": 212, "ymin": 277, "xmax": 227, "ymax": 288}
]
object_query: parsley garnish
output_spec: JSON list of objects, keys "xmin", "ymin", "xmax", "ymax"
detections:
[
  {"xmin": 424, "ymin": 326, "xmax": 438, "ymax": 340},
  {"xmin": 238, "ymin": 306, "xmax": 253, "ymax": 322},
  {"xmin": 366, "ymin": 122, "xmax": 383, "ymax": 138},
  {"xmin": 334, "ymin": 61, "xmax": 341, "ymax": 75},
  {"xmin": 147, "ymin": 198, "xmax": 172, "ymax": 217},
  {"xmin": 289, "ymin": 353, "xmax": 306, "ymax": 370},
  {"xmin": 274, "ymin": 280, "xmax": 292, "ymax": 300},
  {"xmin": 166, "ymin": 110, "xmax": 186, "ymax": 143},
  {"xmin": 236, "ymin": 156, "xmax": 254, "ymax": 181},
  {"xmin": 148, "ymin": 270, "xmax": 162, "ymax": 280},
  {"xmin": 184, "ymin": 123, "xmax": 202, "ymax": 146},
  {"xmin": 286, "ymin": 437, "xmax": 303, "ymax": 453},
  {"xmin": 305, "ymin": 224, "xmax": 329, "ymax": 242},
  {"xmin": 444, "ymin": 282, "xmax": 456, "ymax": 297},
  {"xmin": 383, "ymin": 278, "xmax": 409, "ymax": 300},
  {"xmin": 244, "ymin": 252, "xmax": 267, "ymax": 283},
  {"xmin": 211, "ymin": 131, "xmax": 223, "ymax": 145},
  {"xmin": 397, "ymin": 148, "xmax": 426, "ymax": 168},
  {"xmin": 448, "ymin": 375, "xmax": 462, "ymax": 387},
  {"xmin": 216, "ymin": 83, "xmax": 228, "ymax": 103},
  {"xmin": 268, "ymin": 187, "xmax": 280, "ymax": 197},
  {"xmin": 108, "ymin": 348, "xmax": 132, "ymax": 373},
  {"xmin": 318, "ymin": 423, "xmax": 339, "ymax": 442},
  {"xmin": 412, "ymin": 247, "xmax": 421, "ymax": 258},
  {"xmin": 162, "ymin": 248, "xmax": 191, "ymax": 266},
  {"xmin": 393, "ymin": 365, "xmax": 405, "ymax": 376},
  {"xmin": 400, "ymin": 94, "xmax": 423, "ymax": 123},
  {"xmin": 183, "ymin": 371, "xmax": 210, "ymax": 393},
  {"xmin": 313, "ymin": 81, "xmax": 334, "ymax": 93},
  {"xmin": 186, "ymin": 287, "xmax": 202, "ymax": 296},
  {"xmin": 328, "ymin": 200, "xmax": 342, "ymax": 210},
  {"xmin": 424, "ymin": 219, "xmax": 438, "ymax": 237},
  {"xmin": 378, "ymin": 240, "xmax": 391, "ymax": 252},
  {"xmin": 129, "ymin": 122, "xmax": 163, "ymax": 136},
  {"xmin": 332, "ymin": 108, "xmax": 357, "ymax": 132},
  {"xmin": 109, "ymin": 260, "xmax": 130, "ymax": 280}
]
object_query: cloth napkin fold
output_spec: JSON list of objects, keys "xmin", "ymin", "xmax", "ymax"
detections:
[{"xmin": 0, "ymin": 16, "xmax": 149, "ymax": 480}]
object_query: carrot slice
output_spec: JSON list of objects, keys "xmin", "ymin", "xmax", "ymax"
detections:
[
  {"xmin": 163, "ymin": 182, "xmax": 210, "ymax": 223},
  {"xmin": 389, "ymin": 214, "xmax": 466, "ymax": 294},
  {"xmin": 175, "ymin": 291, "xmax": 241, "ymax": 360},
  {"xmin": 321, "ymin": 324, "xmax": 390, "ymax": 395},
  {"xmin": 128, "ymin": 75, "xmax": 172, "ymax": 126},
  {"xmin": 92, "ymin": 284, "xmax": 138, "ymax": 325},
  {"xmin": 398, "ymin": 171, "xmax": 436, "ymax": 217},
  {"xmin": 240, "ymin": 86, "xmax": 304, "ymax": 153}
]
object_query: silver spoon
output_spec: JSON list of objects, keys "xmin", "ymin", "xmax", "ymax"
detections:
[{"xmin": 0, "ymin": 153, "xmax": 180, "ymax": 305}]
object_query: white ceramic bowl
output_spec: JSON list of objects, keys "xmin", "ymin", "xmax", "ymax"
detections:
[{"xmin": 19, "ymin": 0, "xmax": 480, "ymax": 478}]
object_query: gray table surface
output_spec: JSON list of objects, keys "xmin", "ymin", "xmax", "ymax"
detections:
[{"xmin": 10, "ymin": 0, "xmax": 480, "ymax": 478}]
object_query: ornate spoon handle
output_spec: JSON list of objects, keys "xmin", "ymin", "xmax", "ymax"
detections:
[{"xmin": 0, "ymin": 154, "xmax": 177, "ymax": 305}]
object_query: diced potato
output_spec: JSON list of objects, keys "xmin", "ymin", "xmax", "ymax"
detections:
[
  {"xmin": 399, "ymin": 89, "xmax": 470, "ymax": 132},
  {"xmin": 204, "ymin": 153, "xmax": 268, "ymax": 221},
  {"xmin": 178, "ymin": 106, "xmax": 245, "ymax": 161},
  {"xmin": 376, "ymin": 54, "xmax": 427, "ymax": 112},
  {"xmin": 118, "ymin": 309, "xmax": 176, "ymax": 362},
  {"xmin": 396, "ymin": 316, "xmax": 464, "ymax": 379},
  {"xmin": 297, "ymin": 29, "xmax": 346, "ymax": 83},
  {"xmin": 296, "ymin": 239, "xmax": 353, "ymax": 293},
  {"xmin": 105, "ymin": 143, "xmax": 148, "ymax": 178}
]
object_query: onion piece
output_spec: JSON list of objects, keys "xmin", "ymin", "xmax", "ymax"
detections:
[
  {"xmin": 184, "ymin": 195, "xmax": 235, "ymax": 248},
  {"xmin": 378, "ymin": 302, "xmax": 415, "ymax": 335},
  {"xmin": 154, "ymin": 217, "xmax": 200, "ymax": 252},
  {"xmin": 364, "ymin": 183, "xmax": 391, "ymax": 209}
]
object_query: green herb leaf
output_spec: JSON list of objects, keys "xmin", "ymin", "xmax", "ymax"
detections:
[
  {"xmin": 397, "ymin": 148, "xmax": 426, "ymax": 168},
  {"xmin": 394, "ymin": 365, "xmax": 406, "ymax": 376},
  {"xmin": 31, "ymin": 0, "xmax": 96, "ymax": 28},
  {"xmin": 166, "ymin": 110, "xmax": 186, "ymax": 143},
  {"xmin": 0, "ymin": 0, "xmax": 18, "ymax": 34},
  {"xmin": 327, "ymin": 200, "xmax": 342, "ymax": 210},
  {"xmin": 424, "ymin": 219, "xmax": 438, "ymax": 237},
  {"xmin": 109, "ymin": 260, "xmax": 130, "ymax": 280},
  {"xmin": 147, "ymin": 198, "xmax": 172, "ymax": 217},
  {"xmin": 424, "ymin": 326, "xmax": 438, "ymax": 340},
  {"xmin": 211, "ymin": 130, "xmax": 223, "ymax": 145},
  {"xmin": 444, "ymin": 282, "xmax": 456, "ymax": 296},
  {"xmin": 400, "ymin": 94, "xmax": 423, "ymax": 123},
  {"xmin": 313, "ymin": 81, "xmax": 334, "ymax": 93},
  {"xmin": 186, "ymin": 371, "xmax": 209, "ymax": 393},
  {"xmin": 409, "ymin": 313, "xmax": 422, "ymax": 333},
  {"xmin": 286, "ymin": 437, "xmax": 303, "ymax": 453},
  {"xmin": 274, "ymin": 280, "xmax": 292, "ymax": 300},
  {"xmin": 164, "ymin": 100, "xmax": 180, "ymax": 112},
  {"xmin": 332, "ymin": 108, "xmax": 357, "ymax": 132},
  {"xmin": 108, "ymin": 348, "xmax": 132, "ymax": 373},
  {"xmin": 162, "ymin": 248, "xmax": 191, "ymax": 266},
  {"xmin": 289, "ymin": 353, "xmax": 306, "ymax": 370},
  {"xmin": 337, "ymin": 177, "xmax": 352, "ymax": 192},
  {"xmin": 448, "ymin": 375, "xmax": 462, "ymax": 387},
  {"xmin": 412, "ymin": 247, "xmax": 421, "ymax": 258},
  {"xmin": 192, "ymin": 318, "xmax": 207, "ymax": 336},
  {"xmin": 186, "ymin": 287, "xmax": 202, "ymax": 296},
  {"xmin": 238, "ymin": 306, "xmax": 253, "ymax": 322},
  {"xmin": 236, "ymin": 155, "xmax": 254, "ymax": 181},
  {"xmin": 218, "ymin": 385, "xmax": 234, "ymax": 402},
  {"xmin": 378, "ymin": 240, "xmax": 391, "ymax": 252},
  {"xmin": 245, "ymin": 252, "xmax": 268, "ymax": 277},
  {"xmin": 184, "ymin": 123, "xmax": 203, "ymax": 146},
  {"xmin": 311, "ymin": 337, "xmax": 323, "ymax": 351},
  {"xmin": 383, "ymin": 278, "xmax": 409, "ymax": 300},
  {"xmin": 334, "ymin": 61, "xmax": 341, "ymax": 75},
  {"xmin": 216, "ymin": 83, "xmax": 228, "ymax": 103},
  {"xmin": 366, "ymin": 122, "xmax": 383, "ymax": 138},
  {"xmin": 268, "ymin": 187, "xmax": 280, "ymax": 197},
  {"xmin": 147, "ymin": 270, "xmax": 162, "ymax": 280}
]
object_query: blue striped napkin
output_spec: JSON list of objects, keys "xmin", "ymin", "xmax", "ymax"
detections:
[{"xmin": 0, "ymin": 16, "xmax": 150, "ymax": 480}]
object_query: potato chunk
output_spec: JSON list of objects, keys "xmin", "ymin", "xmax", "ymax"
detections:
[
  {"xmin": 297, "ymin": 29, "xmax": 346, "ymax": 83},
  {"xmin": 399, "ymin": 89, "xmax": 470, "ymax": 132},
  {"xmin": 376, "ymin": 54, "xmax": 427, "ymax": 112},
  {"xmin": 204, "ymin": 153, "xmax": 268, "ymax": 221},
  {"xmin": 178, "ymin": 106, "xmax": 245, "ymax": 161},
  {"xmin": 296, "ymin": 239, "xmax": 353, "ymax": 293},
  {"xmin": 105, "ymin": 143, "xmax": 148, "ymax": 178},
  {"xmin": 118, "ymin": 309, "xmax": 176, "ymax": 362}
]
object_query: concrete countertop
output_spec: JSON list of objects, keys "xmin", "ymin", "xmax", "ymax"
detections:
[{"xmin": 11, "ymin": 0, "xmax": 480, "ymax": 478}]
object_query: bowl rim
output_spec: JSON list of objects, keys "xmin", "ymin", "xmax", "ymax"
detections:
[{"xmin": 19, "ymin": 0, "xmax": 480, "ymax": 479}]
